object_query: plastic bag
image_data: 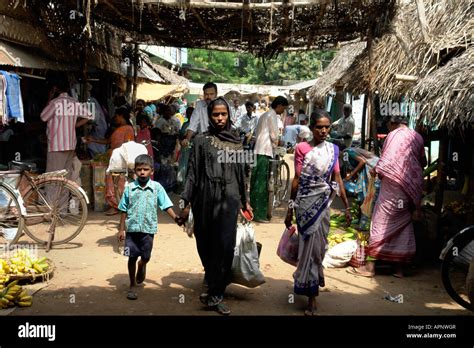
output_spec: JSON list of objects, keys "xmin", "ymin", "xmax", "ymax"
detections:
[
  {"xmin": 323, "ymin": 240, "xmax": 358, "ymax": 268},
  {"xmin": 277, "ymin": 226, "xmax": 299, "ymax": 267},
  {"xmin": 232, "ymin": 222, "xmax": 265, "ymax": 288},
  {"xmin": 184, "ymin": 208, "xmax": 194, "ymax": 238}
]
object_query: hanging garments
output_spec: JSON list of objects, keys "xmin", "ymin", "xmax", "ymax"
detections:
[{"xmin": 0, "ymin": 71, "xmax": 24, "ymax": 123}]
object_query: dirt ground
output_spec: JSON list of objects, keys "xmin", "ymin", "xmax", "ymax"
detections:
[{"xmin": 6, "ymin": 155, "xmax": 472, "ymax": 316}]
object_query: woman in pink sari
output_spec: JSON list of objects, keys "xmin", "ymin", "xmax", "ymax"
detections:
[{"xmin": 349, "ymin": 116, "xmax": 426, "ymax": 278}]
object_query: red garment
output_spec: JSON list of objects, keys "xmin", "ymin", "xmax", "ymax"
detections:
[{"xmin": 136, "ymin": 127, "xmax": 153, "ymax": 156}]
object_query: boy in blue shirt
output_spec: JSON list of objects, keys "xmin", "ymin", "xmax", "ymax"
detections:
[{"xmin": 118, "ymin": 154, "xmax": 182, "ymax": 300}]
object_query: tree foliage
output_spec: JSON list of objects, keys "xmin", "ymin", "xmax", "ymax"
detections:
[{"xmin": 187, "ymin": 49, "xmax": 335, "ymax": 84}]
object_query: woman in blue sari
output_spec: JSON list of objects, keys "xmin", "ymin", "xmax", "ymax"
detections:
[{"xmin": 285, "ymin": 109, "xmax": 351, "ymax": 315}]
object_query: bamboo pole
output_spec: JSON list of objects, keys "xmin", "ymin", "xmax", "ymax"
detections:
[
  {"xmin": 361, "ymin": 93, "xmax": 368, "ymax": 149},
  {"xmin": 140, "ymin": 0, "xmax": 318, "ymax": 9},
  {"xmin": 132, "ymin": 43, "xmax": 139, "ymax": 107},
  {"xmin": 367, "ymin": 23, "xmax": 379, "ymax": 155}
]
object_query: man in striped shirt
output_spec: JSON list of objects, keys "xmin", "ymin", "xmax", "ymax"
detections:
[{"xmin": 40, "ymin": 77, "xmax": 92, "ymax": 181}]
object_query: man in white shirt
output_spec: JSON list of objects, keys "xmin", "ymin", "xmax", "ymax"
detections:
[
  {"xmin": 250, "ymin": 96, "xmax": 289, "ymax": 222},
  {"xmin": 182, "ymin": 82, "xmax": 217, "ymax": 147},
  {"xmin": 236, "ymin": 101, "xmax": 258, "ymax": 146},
  {"xmin": 332, "ymin": 104, "xmax": 355, "ymax": 148},
  {"xmin": 229, "ymin": 97, "xmax": 243, "ymax": 129}
]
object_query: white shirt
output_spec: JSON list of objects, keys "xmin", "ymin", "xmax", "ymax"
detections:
[
  {"xmin": 229, "ymin": 105, "xmax": 243, "ymax": 129},
  {"xmin": 254, "ymin": 108, "xmax": 279, "ymax": 157},
  {"xmin": 187, "ymin": 100, "xmax": 209, "ymax": 134},
  {"xmin": 236, "ymin": 112, "xmax": 258, "ymax": 135}
]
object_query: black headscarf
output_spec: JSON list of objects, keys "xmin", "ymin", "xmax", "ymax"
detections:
[{"xmin": 207, "ymin": 97, "xmax": 241, "ymax": 144}]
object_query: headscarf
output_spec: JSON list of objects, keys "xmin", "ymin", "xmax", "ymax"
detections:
[{"xmin": 207, "ymin": 97, "xmax": 241, "ymax": 144}]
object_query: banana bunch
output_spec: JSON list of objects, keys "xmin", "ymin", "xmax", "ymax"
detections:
[
  {"xmin": 0, "ymin": 280, "xmax": 32, "ymax": 309},
  {"xmin": 5, "ymin": 249, "xmax": 49, "ymax": 276},
  {"xmin": 327, "ymin": 232, "xmax": 356, "ymax": 247}
]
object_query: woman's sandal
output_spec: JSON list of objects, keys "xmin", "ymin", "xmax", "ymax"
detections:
[
  {"xmin": 346, "ymin": 267, "xmax": 375, "ymax": 278},
  {"xmin": 304, "ymin": 306, "xmax": 317, "ymax": 316}
]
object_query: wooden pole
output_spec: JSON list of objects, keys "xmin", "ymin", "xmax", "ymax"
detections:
[
  {"xmin": 361, "ymin": 93, "xmax": 368, "ymax": 149},
  {"xmin": 132, "ymin": 43, "xmax": 139, "ymax": 107},
  {"xmin": 367, "ymin": 23, "xmax": 379, "ymax": 155},
  {"xmin": 435, "ymin": 129, "xmax": 448, "ymax": 242},
  {"xmin": 141, "ymin": 0, "xmax": 316, "ymax": 9}
]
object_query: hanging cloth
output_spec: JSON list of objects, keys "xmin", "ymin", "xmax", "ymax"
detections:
[{"xmin": 0, "ymin": 71, "xmax": 24, "ymax": 123}]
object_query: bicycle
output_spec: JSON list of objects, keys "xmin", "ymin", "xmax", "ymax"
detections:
[
  {"xmin": 0, "ymin": 161, "xmax": 89, "ymax": 252},
  {"xmin": 440, "ymin": 225, "xmax": 474, "ymax": 311},
  {"xmin": 267, "ymin": 146, "xmax": 291, "ymax": 219}
]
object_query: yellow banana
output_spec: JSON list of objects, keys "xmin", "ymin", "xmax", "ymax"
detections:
[
  {"xmin": 17, "ymin": 300, "xmax": 32, "ymax": 307},
  {"xmin": 19, "ymin": 295, "xmax": 32, "ymax": 302}
]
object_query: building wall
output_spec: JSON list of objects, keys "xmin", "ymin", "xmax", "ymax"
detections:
[{"xmin": 140, "ymin": 45, "xmax": 187, "ymax": 66}]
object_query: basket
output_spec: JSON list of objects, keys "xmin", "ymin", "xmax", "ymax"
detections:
[{"xmin": 7, "ymin": 259, "xmax": 55, "ymax": 283}]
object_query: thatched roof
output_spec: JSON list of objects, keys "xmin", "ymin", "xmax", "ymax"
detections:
[
  {"xmin": 409, "ymin": 47, "xmax": 474, "ymax": 132},
  {"xmin": 308, "ymin": 41, "xmax": 366, "ymax": 104},
  {"xmin": 338, "ymin": 0, "xmax": 473, "ymax": 99},
  {"xmin": 0, "ymin": 0, "xmax": 396, "ymax": 61}
]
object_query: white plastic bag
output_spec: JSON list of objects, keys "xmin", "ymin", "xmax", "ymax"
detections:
[
  {"xmin": 232, "ymin": 222, "xmax": 265, "ymax": 288},
  {"xmin": 184, "ymin": 208, "xmax": 194, "ymax": 238},
  {"xmin": 323, "ymin": 240, "xmax": 358, "ymax": 268}
]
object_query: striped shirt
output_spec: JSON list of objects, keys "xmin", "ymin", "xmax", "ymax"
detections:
[{"xmin": 40, "ymin": 93, "xmax": 92, "ymax": 152}]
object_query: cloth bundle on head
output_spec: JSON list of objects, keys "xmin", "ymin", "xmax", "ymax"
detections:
[{"xmin": 207, "ymin": 97, "xmax": 241, "ymax": 144}]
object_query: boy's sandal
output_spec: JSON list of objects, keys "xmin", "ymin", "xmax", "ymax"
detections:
[
  {"xmin": 214, "ymin": 303, "xmax": 231, "ymax": 316},
  {"xmin": 127, "ymin": 290, "xmax": 138, "ymax": 300}
]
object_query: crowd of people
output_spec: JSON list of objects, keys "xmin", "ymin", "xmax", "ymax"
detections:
[{"xmin": 39, "ymin": 76, "xmax": 427, "ymax": 316}]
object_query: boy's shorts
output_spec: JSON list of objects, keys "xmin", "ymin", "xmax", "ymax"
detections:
[{"xmin": 124, "ymin": 232, "xmax": 154, "ymax": 259}]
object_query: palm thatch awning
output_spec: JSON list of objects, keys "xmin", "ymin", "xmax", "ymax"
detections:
[
  {"xmin": 308, "ymin": 41, "xmax": 366, "ymax": 104},
  {"xmin": 0, "ymin": 0, "xmax": 397, "ymax": 62},
  {"xmin": 338, "ymin": 0, "xmax": 473, "ymax": 100},
  {"xmin": 410, "ymin": 47, "xmax": 474, "ymax": 132}
]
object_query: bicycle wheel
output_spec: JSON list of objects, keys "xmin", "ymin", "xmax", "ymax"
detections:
[
  {"xmin": 441, "ymin": 226, "xmax": 474, "ymax": 311},
  {"xmin": 277, "ymin": 161, "xmax": 290, "ymax": 203},
  {"xmin": 22, "ymin": 178, "xmax": 87, "ymax": 246},
  {"xmin": 0, "ymin": 185, "xmax": 24, "ymax": 248}
]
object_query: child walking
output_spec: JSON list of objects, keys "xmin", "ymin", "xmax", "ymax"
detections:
[{"xmin": 118, "ymin": 154, "xmax": 182, "ymax": 300}]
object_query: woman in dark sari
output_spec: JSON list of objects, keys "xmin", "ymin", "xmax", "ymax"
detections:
[
  {"xmin": 285, "ymin": 109, "xmax": 351, "ymax": 315},
  {"xmin": 180, "ymin": 97, "xmax": 253, "ymax": 315}
]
